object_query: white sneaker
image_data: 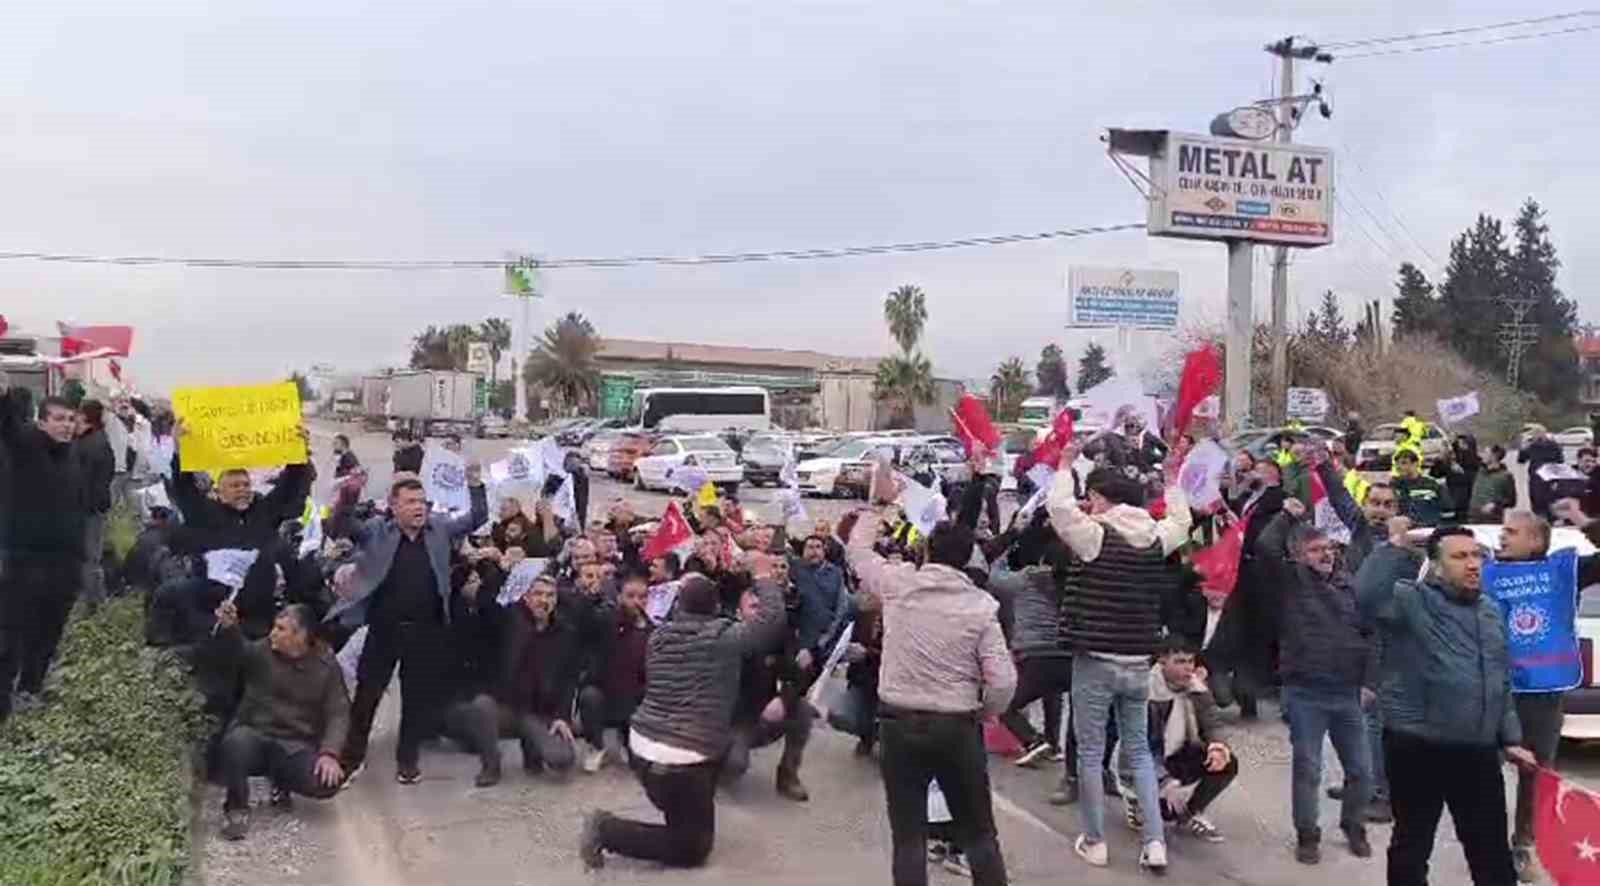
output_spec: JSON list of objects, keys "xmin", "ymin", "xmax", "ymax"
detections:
[
  {"xmin": 1074, "ymin": 835, "xmax": 1108, "ymax": 867},
  {"xmin": 1140, "ymin": 839, "xmax": 1169, "ymax": 873},
  {"xmin": 581, "ymin": 745, "xmax": 606, "ymax": 774}
]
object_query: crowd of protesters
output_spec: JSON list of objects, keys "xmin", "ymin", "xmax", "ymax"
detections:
[{"xmin": 8, "ymin": 372, "xmax": 1600, "ymax": 885}]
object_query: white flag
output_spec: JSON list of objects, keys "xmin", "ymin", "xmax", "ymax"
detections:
[
  {"xmin": 205, "ymin": 548, "xmax": 259, "ymax": 591},
  {"xmin": 1436, "ymin": 391, "xmax": 1481, "ymax": 426},
  {"xmin": 776, "ymin": 485, "xmax": 808, "ymax": 523},
  {"xmin": 535, "ymin": 437, "xmax": 570, "ymax": 479},
  {"xmin": 896, "ymin": 473, "xmax": 946, "ymax": 536},
  {"xmin": 496, "ymin": 558, "xmax": 549, "ymax": 607},
  {"xmin": 550, "ymin": 475, "xmax": 578, "ymax": 526},
  {"xmin": 1017, "ymin": 465, "xmax": 1056, "ymax": 523},
  {"xmin": 1538, "ymin": 463, "xmax": 1586, "ymax": 483},
  {"xmin": 668, "ymin": 464, "xmax": 710, "ymax": 495},
  {"xmin": 421, "ymin": 446, "xmax": 471, "ymax": 514},
  {"xmin": 1177, "ymin": 439, "xmax": 1229, "ymax": 510}
]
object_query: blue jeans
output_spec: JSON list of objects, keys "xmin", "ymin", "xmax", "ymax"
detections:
[
  {"xmin": 1071, "ymin": 656, "xmax": 1162, "ymax": 845},
  {"xmin": 1283, "ymin": 684, "xmax": 1370, "ymax": 836},
  {"xmin": 1364, "ymin": 702, "xmax": 1387, "ymax": 799}
]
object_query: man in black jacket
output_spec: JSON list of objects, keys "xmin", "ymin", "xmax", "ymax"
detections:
[
  {"xmin": 0, "ymin": 388, "xmax": 86, "ymax": 720},
  {"xmin": 392, "ymin": 430, "xmax": 423, "ymax": 476},
  {"xmin": 485, "ymin": 574, "xmax": 581, "ymax": 777},
  {"xmin": 74, "ymin": 399, "xmax": 115, "ymax": 610},
  {"xmin": 577, "ymin": 569, "xmax": 652, "ymax": 774},
  {"xmin": 1259, "ymin": 501, "xmax": 1376, "ymax": 865},
  {"xmin": 1520, "ymin": 427, "xmax": 1565, "ymax": 517},
  {"xmin": 211, "ymin": 601, "xmax": 348, "ymax": 840},
  {"xmin": 721, "ymin": 586, "xmax": 813, "ymax": 802},
  {"xmin": 580, "ymin": 559, "xmax": 787, "ymax": 871},
  {"xmin": 435, "ymin": 557, "xmax": 511, "ymax": 786}
]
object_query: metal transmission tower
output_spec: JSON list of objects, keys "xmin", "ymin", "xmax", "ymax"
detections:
[{"xmin": 1498, "ymin": 295, "xmax": 1538, "ymax": 388}]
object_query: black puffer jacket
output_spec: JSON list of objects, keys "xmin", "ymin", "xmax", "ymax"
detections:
[
  {"xmin": 987, "ymin": 563, "xmax": 1066, "ymax": 659},
  {"xmin": 0, "ymin": 388, "xmax": 86, "ymax": 561},
  {"xmin": 1257, "ymin": 512, "xmax": 1377, "ymax": 691},
  {"xmin": 629, "ymin": 578, "xmax": 787, "ymax": 758},
  {"xmin": 75, "ymin": 427, "xmax": 115, "ymax": 515}
]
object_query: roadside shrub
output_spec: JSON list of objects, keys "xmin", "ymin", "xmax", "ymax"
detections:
[{"xmin": 0, "ymin": 597, "xmax": 206, "ymax": 886}]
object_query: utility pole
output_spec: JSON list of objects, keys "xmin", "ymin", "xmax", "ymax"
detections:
[
  {"xmin": 1499, "ymin": 294, "xmax": 1537, "ymax": 388},
  {"xmin": 1264, "ymin": 37, "xmax": 1331, "ymax": 424}
]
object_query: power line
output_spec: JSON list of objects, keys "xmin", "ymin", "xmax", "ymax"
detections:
[
  {"xmin": 1338, "ymin": 21, "xmax": 1600, "ymax": 59},
  {"xmin": 1332, "ymin": 139, "xmax": 1442, "ymax": 273},
  {"xmin": 0, "ymin": 222, "xmax": 1145, "ymax": 272},
  {"xmin": 1322, "ymin": 10, "xmax": 1598, "ymax": 50}
]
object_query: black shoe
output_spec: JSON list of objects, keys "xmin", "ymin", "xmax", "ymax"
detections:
[
  {"xmin": 854, "ymin": 738, "xmax": 875, "ymax": 758},
  {"xmin": 1049, "ymin": 776, "xmax": 1080, "ymax": 806},
  {"xmin": 340, "ymin": 760, "xmax": 366, "ymax": 792},
  {"xmin": 776, "ymin": 769, "xmax": 810, "ymax": 803},
  {"xmin": 1326, "ymin": 784, "xmax": 1345, "ymax": 801},
  {"xmin": 396, "ymin": 766, "xmax": 422, "ymax": 785},
  {"xmin": 1296, "ymin": 831, "xmax": 1321, "ymax": 865},
  {"xmin": 269, "ymin": 786, "xmax": 293, "ymax": 809},
  {"xmin": 1366, "ymin": 797, "xmax": 1393, "ymax": 825},
  {"xmin": 475, "ymin": 763, "xmax": 502, "ymax": 788},
  {"xmin": 579, "ymin": 810, "xmax": 609, "ymax": 871},
  {"xmin": 221, "ymin": 809, "xmax": 251, "ymax": 841},
  {"xmin": 1015, "ymin": 740, "xmax": 1052, "ymax": 768},
  {"xmin": 1343, "ymin": 826, "xmax": 1372, "ymax": 859}
]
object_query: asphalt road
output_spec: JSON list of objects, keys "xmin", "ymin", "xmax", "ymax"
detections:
[{"xmin": 191, "ymin": 423, "xmax": 1600, "ymax": 885}]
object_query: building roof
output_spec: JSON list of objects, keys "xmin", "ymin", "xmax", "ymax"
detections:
[
  {"xmin": 1578, "ymin": 334, "xmax": 1600, "ymax": 360},
  {"xmin": 596, "ymin": 337, "xmax": 879, "ymax": 374}
]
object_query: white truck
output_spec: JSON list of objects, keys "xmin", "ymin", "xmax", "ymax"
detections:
[{"xmin": 386, "ymin": 370, "xmax": 482, "ymax": 438}]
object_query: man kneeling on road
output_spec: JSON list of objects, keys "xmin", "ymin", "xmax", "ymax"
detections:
[
  {"xmin": 722, "ymin": 586, "xmax": 813, "ymax": 802},
  {"xmin": 1121, "ymin": 638, "xmax": 1236, "ymax": 844},
  {"xmin": 212, "ymin": 601, "xmax": 348, "ymax": 841}
]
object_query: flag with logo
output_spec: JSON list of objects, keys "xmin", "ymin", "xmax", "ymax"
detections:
[
  {"xmin": 641, "ymin": 501, "xmax": 696, "ymax": 563},
  {"xmin": 1436, "ymin": 391, "xmax": 1481, "ymax": 426},
  {"xmin": 1535, "ymin": 768, "xmax": 1600, "ymax": 884},
  {"xmin": 422, "ymin": 446, "xmax": 470, "ymax": 513},
  {"xmin": 1177, "ymin": 439, "xmax": 1229, "ymax": 512}
]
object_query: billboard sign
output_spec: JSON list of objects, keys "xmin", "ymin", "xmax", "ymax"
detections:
[
  {"xmin": 466, "ymin": 342, "xmax": 493, "ymax": 375},
  {"xmin": 1148, "ymin": 131, "xmax": 1333, "ymax": 247},
  {"xmin": 1286, "ymin": 386, "xmax": 1330, "ymax": 420},
  {"xmin": 1067, "ymin": 266, "xmax": 1180, "ymax": 330}
]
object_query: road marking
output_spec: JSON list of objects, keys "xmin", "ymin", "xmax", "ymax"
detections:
[{"xmin": 990, "ymin": 787, "xmax": 1074, "ymax": 846}]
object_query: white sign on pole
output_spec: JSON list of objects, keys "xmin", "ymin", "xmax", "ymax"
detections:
[
  {"xmin": 1067, "ymin": 266, "xmax": 1180, "ymax": 330},
  {"xmin": 1147, "ymin": 132, "xmax": 1334, "ymax": 248},
  {"xmin": 1285, "ymin": 387, "xmax": 1330, "ymax": 421},
  {"xmin": 466, "ymin": 342, "xmax": 493, "ymax": 375}
]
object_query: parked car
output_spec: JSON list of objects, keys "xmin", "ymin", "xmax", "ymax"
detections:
[
  {"xmin": 1221, "ymin": 424, "xmax": 1342, "ymax": 460},
  {"xmin": 582, "ymin": 429, "xmax": 627, "ymax": 472},
  {"xmin": 1554, "ymin": 426, "xmax": 1596, "ymax": 449},
  {"xmin": 740, "ymin": 434, "xmax": 792, "ymax": 487},
  {"xmin": 477, "ymin": 414, "xmax": 512, "ymax": 439},
  {"xmin": 1356, "ymin": 421, "xmax": 1451, "ymax": 472},
  {"xmin": 633, "ymin": 435, "xmax": 744, "ymax": 493},
  {"xmin": 606, "ymin": 432, "xmax": 656, "ymax": 480},
  {"xmin": 799, "ymin": 437, "xmax": 896, "ymax": 498}
]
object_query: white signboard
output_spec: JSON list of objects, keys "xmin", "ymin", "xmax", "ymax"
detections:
[
  {"xmin": 1286, "ymin": 387, "xmax": 1330, "ymax": 421},
  {"xmin": 466, "ymin": 342, "xmax": 493, "ymax": 375},
  {"xmin": 1148, "ymin": 132, "xmax": 1333, "ymax": 247},
  {"xmin": 1067, "ymin": 266, "xmax": 1180, "ymax": 330}
]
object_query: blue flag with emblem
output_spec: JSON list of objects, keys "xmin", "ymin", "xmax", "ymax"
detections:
[{"xmin": 1484, "ymin": 548, "xmax": 1582, "ymax": 694}]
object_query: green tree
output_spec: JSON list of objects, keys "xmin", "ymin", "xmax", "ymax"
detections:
[
  {"xmin": 60, "ymin": 378, "xmax": 86, "ymax": 408},
  {"xmin": 409, "ymin": 323, "xmax": 479, "ymax": 370},
  {"xmin": 524, "ymin": 311, "xmax": 601, "ymax": 416},
  {"xmin": 1035, "ymin": 343, "xmax": 1070, "ymax": 398},
  {"xmin": 489, "ymin": 379, "xmax": 517, "ymax": 416},
  {"xmin": 1391, "ymin": 262, "xmax": 1439, "ymax": 339},
  {"xmin": 1076, "ymin": 342, "xmax": 1114, "ymax": 391},
  {"xmin": 478, "ymin": 317, "xmax": 512, "ymax": 386},
  {"xmin": 989, "ymin": 357, "xmax": 1032, "ymax": 422},
  {"xmin": 883, "ymin": 284, "xmax": 928, "ymax": 354},
  {"xmin": 1437, "ymin": 215, "xmax": 1512, "ymax": 369},
  {"xmin": 1304, "ymin": 290, "xmax": 1350, "ymax": 351},
  {"xmin": 873, "ymin": 353, "xmax": 935, "ymax": 429},
  {"xmin": 1508, "ymin": 198, "xmax": 1579, "ymax": 401},
  {"xmin": 288, "ymin": 371, "xmax": 315, "ymax": 403}
]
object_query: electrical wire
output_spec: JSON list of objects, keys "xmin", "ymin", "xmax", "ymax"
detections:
[
  {"xmin": 0, "ymin": 222, "xmax": 1146, "ymax": 272},
  {"xmin": 1337, "ymin": 21, "xmax": 1600, "ymax": 59},
  {"xmin": 1332, "ymin": 139, "xmax": 1442, "ymax": 273},
  {"xmin": 1321, "ymin": 10, "xmax": 1598, "ymax": 50}
]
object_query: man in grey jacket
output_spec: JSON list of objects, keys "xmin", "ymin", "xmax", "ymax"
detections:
[
  {"xmin": 1359, "ymin": 525, "xmax": 1536, "ymax": 886},
  {"xmin": 849, "ymin": 512, "xmax": 1016, "ymax": 886},
  {"xmin": 580, "ymin": 556, "xmax": 788, "ymax": 871}
]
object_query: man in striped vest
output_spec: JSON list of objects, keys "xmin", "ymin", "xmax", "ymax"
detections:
[{"xmin": 1047, "ymin": 460, "xmax": 1190, "ymax": 874}]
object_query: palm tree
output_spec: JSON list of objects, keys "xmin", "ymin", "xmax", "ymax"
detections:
[
  {"xmin": 989, "ymin": 356, "xmax": 1032, "ymax": 422},
  {"xmin": 883, "ymin": 284, "xmax": 928, "ymax": 354},
  {"xmin": 478, "ymin": 317, "xmax": 512, "ymax": 386},
  {"xmin": 873, "ymin": 352, "xmax": 935, "ymax": 429},
  {"xmin": 524, "ymin": 311, "xmax": 601, "ymax": 416}
]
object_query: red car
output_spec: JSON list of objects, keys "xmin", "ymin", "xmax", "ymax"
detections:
[{"xmin": 606, "ymin": 433, "xmax": 655, "ymax": 480}]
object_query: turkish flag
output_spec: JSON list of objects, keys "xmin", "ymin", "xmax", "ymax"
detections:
[
  {"xmin": 951, "ymin": 394, "xmax": 1001, "ymax": 458},
  {"xmin": 1171, "ymin": 345, "xmax": 1223, "ymax": 437},
  {"xmin": 1191, "ymin": 521, "xmax": 1245, "ymax": 597},
  {"xmin": 108, "ymin": 360, "xmax": 122, "ymax": 382},
  {"xmin": 1031, "ymin": 409, "xmax": 1076, "ymax": 470},
  {"xmin": 1536, "ymin": 767, "xmax": 1600, "ymax": 885},
  {"xmin": 0, "ymin": 314, "xmax": 8, "ymax": 338},
  {"xmin": 56, "ymin": 323, "xmax": 134, "ymax": 357},
  {"xmin": 641, "ymin": 501, "xmax": 695, "ymax": 562}
]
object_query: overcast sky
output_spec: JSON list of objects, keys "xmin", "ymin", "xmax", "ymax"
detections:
[{"xmin": 3, "ymin": 1, "xmax": 1596, "ymax": 394}]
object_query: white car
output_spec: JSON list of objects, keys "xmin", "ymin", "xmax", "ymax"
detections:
[
  {"xmin": 1554, "ymin": 426, "xmax": 1596, "ymax": 449},
  {"xmin": 632, "ymin": 435, "xmax": 744, "ymax": 493},
  {"xmin": 796, "ymin": 437, "xmax": 896, "ymax": 498},
  {"xmin": 582, "ymin": 429, "xmax": 627, "ymax": 472}
]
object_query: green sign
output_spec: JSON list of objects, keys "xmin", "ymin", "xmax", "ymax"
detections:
[
  {"xmin": 600, "ymin": 376, "xmax": 636, "ymax": 419},
  {"xmin": 474, "ymin": 378, "xmax": 490, "ymax": 413}
]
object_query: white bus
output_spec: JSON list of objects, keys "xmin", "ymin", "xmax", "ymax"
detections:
[{"xmin": 633, "ymin": 386, "xmax": 771, "ymax": 432}]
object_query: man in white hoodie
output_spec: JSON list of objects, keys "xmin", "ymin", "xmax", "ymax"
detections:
[
  {"xmin": 1047, "ymin": 458, "xmax": 1190, "ymax": 874},
  {"xmin": 104, "ymin": 394, "xmax": 153, "ymax": 512}
]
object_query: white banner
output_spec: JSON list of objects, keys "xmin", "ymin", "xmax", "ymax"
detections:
[
  {"xmin": 1286, "ymin": 387, "xmax": 1330, "ymax": 421},
  {"xmin": 1147, "ymin": 131, "xmax": 1333, "ymax": 248},
  {"xmin": 205, "ymin": 548, "xmax": 259, "ymax": 591},
  {"xmin": 896, "ymin": 473, "xmax": 947, "ymax": 536},
  {"xmin": 1077, "ymin": 377, "xmax": 1161, "ymax": 432},
  {"xmin": 1067, "ymin": 266, "xmax": 1180, "ymax": 330},
  {"xmin": 1436, "ymin": 391, "xmax": 1481, "ymax": 426},
  {"xmin": 422, "ymin": 446, "xmax": 471, "ymax": 513},
  {"xmin": 496, "ymin": 558, "xmax": 549, "ymax": 607},
  {"xmin": 1178, "ymin": 439, "xmax": 1230, "ymax": 510}
]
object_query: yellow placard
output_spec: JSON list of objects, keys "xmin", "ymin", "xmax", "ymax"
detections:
[{"xmin": 172, "ymin": 382, "xmax": 307, "ymax": 473}]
